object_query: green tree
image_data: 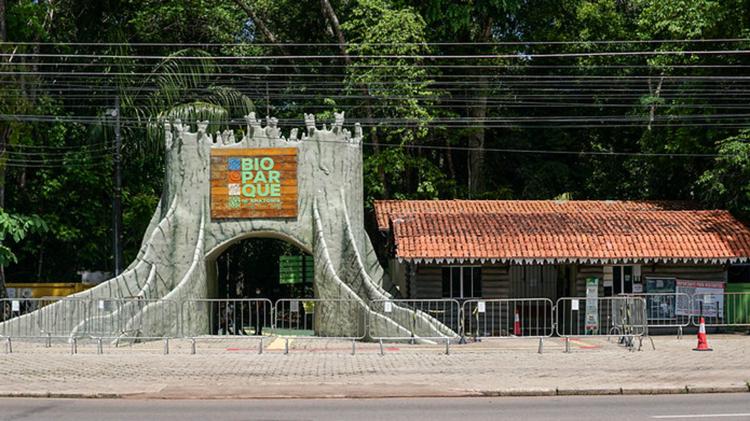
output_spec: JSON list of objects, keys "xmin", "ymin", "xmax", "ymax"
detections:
[
  {"xmin": 697, "ymin": 131, "xmax": 750, "ymax": 220},
  {"xmin": 0, "ymin": 209, "xmax": 47, "ymax": 297}
]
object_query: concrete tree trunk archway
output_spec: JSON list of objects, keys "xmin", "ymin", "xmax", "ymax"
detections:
[{"xmin": 0, "ymin": 112, "xmax": 454, "ymax": 340}]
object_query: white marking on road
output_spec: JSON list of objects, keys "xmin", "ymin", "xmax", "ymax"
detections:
[{"xmin": 652, "ymin": 414, "xmax": 750, "ymax": 419}]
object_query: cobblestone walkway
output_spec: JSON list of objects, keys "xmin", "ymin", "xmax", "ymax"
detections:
[{"xmin": 0, "ymin": 335, "xmax": 748, "ymax": 398}]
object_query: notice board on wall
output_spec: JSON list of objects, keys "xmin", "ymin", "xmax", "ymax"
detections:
[{"xmin": 210, "ymin": 148, "xmax": 298, "ymax": 219}]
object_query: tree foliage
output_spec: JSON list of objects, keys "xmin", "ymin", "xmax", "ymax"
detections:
[{"xmin": 1, "ymin": 0, "xmax": 749, "ymax": 281}]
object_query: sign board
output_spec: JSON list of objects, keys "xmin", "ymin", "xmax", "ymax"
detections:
[
  {"xmin": 11, "ymin": 300, "xmax": 20, "ymax": 312},
  {"xmin": 644, "ymin": 277, "xmax": 677, "ymax": 320},
  {"xmin": 477, "ymin": 301, "xmax": 486, "ymax": 313},
  {"xmin": 210, "ymin": 148, "xmax": 298, "ymax": 219},
  {"xmin": 676, "ymin": 280, "xmax": 725, "ymax": 317},
  {"xmin": 384, "ymin": 301, "xmax": 393, "ymax": 313},
  {"xmin": 571, "ymin": 299, "xmax": 579, "ymax": 311},
  {"xmin": 279, "ymin": 255, "xmax": 314, "ymax": 285},
  {"xmin": 585, "ymin": 277, "xmax": 599, "ymax": 333}
]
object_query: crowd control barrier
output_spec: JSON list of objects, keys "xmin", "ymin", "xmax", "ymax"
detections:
[
  {"xmin": 274, "ymin": 299, "xmax": 366, "ymax": 354},
  {"xmin": 555, "ymin": 297, "xmax": 647, "ymax": 352},
  {"xmin": 368, "ymin": 299, "xmax": 460, "ymax": 355},
  {"xmin": 1, "ymin": 297, "xmax": 70, "ymax": 340},
  {"xmin": 181, "ymin": 298, "xmax": 273, "ymax": 354},
  {"xmin": 692, "ymin": 292, "xmax": 750, "ymax": 328},
  {"xmin": 462, "ymin": 298, "xmax": 554, "ymax": 353},
  {"xmin": 619, "ymin": 293, "xmax": 692, "ymax": 338},
  {"xmin": 6, "ymin": 292, "xmax": 750, "ymax": 355}
]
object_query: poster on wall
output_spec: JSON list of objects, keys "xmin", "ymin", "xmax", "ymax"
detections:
[
  {"xmin": 210, "ymin": 148, "xmax": 298, "ymax": 219},
  {"xmin": 675, "ymin": 280, "xmax": 725, "ymax": 318},
  {"xmin": 585, "ymin": 277, "xmax": 599, "ymax": 333},
  {"xmin": 644, "ymin": 277, "xmax": 676, "ymax": 320}
]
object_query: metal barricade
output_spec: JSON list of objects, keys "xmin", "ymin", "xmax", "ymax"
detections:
[
  {"xmin": 555, "ymin": 297, "xmax": 647, "ymax": 352},
  {"xmin": 0, "ymin": 297, "xmax": 68, "ymax": 339},
  {"xmin": 55, "ymin": 298, "xmax": 180, "ymax": 354},
  {"xmin": 274, "ymin": 299, "xmax": 366, "ymax": 354},
  {"xmin": 463, "ymin": 298, "xmax": 553, "ymax": 353},
  {"xmin": 619, "ymin": 293, "xmax": 692, "ymax": 337},
  {"xmin": 117, "ymin": 298, "xmax": 181, "ymax": 339},
  {"xmin": 692, "ymin": 292, "xmax": 750, "ymax": 328},
  {"xmin": 368, "ymin": 299, "xmax": 460, "ymax": 354},
  {"xmin": 180, "ymin": 298, "xmax": 273, "ymax": 354}
]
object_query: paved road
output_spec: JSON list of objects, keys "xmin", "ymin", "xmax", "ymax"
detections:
[{"xmin": 1, "ymin": 394, "xmax": 749, "ymax": 421}]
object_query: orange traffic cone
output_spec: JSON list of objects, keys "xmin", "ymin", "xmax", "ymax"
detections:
[
  {"xmin": 693, "ymin": 316, "xmax": 713, "ymax": 351},
  {"xmin": 513, "ymin": 308, "xmax": 521, "ymax": 336}
]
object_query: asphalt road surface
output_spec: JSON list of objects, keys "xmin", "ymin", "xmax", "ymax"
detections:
[{"xmin": 1, "ymin": 394, "xmax": 749, "ymax": 421}]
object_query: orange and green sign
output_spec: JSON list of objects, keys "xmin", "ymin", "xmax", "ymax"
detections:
[{"xmin": 210, "ymin": 148, "xmax": 298, "ymax": 219}]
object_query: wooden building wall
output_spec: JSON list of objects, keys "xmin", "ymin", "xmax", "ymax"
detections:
[
  {"xmin": 411, "ymin": 264, "xmax": 551, "ymax": 299},
  {"xmin": 408, "ymin": 263, "xmax": 728, "ymax": 300}
]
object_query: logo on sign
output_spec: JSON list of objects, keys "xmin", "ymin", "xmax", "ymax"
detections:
[{"xmin": 227, "ymin": 157, "xmax": 282, "ymax": 208}]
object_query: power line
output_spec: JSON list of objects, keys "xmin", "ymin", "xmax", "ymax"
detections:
[
  {"xmin": 2, "ymin": 49, "xmax": 750, "ymax": 61},
  {"xmin": 2, "ymin": 38, "xmax": 749, "ymax": 46}
]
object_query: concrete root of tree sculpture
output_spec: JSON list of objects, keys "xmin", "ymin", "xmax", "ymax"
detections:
[{"xmin": 0, "ymin": 112, "xmax": 454, "ymax": 343}]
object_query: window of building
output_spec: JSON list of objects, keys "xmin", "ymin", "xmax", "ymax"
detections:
[
  {"xmin": 611, "ymin": 265, "xmax": 641, "ymax": 295},
  {"xmin": 441, "ymin": 266, "xmax": 482, "ymax": 298}
]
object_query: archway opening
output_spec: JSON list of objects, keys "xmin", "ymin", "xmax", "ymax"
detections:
[
  {"xmin": 213, "ymin": 237, "xmax": 314, "ymax": 302},
  {"xmin": 202, "ymin": 236, "xmax": 314, "ymax": 336}
]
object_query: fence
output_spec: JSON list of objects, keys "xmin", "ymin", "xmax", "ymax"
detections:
[
  {"xmin": 2, "ymin": 293, "xmax": 749, "ymax": 355},
  {"xmin": 618, "ymin": 293, "xmax": 692, "ymax": 337},
  {"xmin": 180, "ymin": 298, "xmax": 273, "ymax": 354},
  {"xmin": 1, "ymin": 297, "xmax": 67, "ymax": 338},
  {"xmin": 692, "ymin": 292, "xmax": 750, "ymax": 327},
  {"xmin": 556, "ymin": 297, "xmax": 647, "ymax": 351},
  {"xmin": 462, "ymin": 298, "xmax": 554, "ymax": 353},
  {"xmin": 274, "ymin": 298, "xmax": 366, "ymax": 354},
  {"xmin": 368, "ymin": 299, "xmax": 460, "ymax": 354}
]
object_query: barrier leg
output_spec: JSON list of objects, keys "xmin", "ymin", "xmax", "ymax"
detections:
[
  {"xmin": 538, "ymin": 338, "xmax": 544, "ymax": 354},
  {"xmin": 70, "ymin": 338, "xmax": 77, "ymax": 355},
  {"xmin": 445, "ymin": 338, "xmax": 450, "ymax": 356},
  {"xmin": 564, "ymin": 337, "xmax": 570, "ymax": 353},
  {"xmin": 5, "ymin": 337, "xmax": 11, "ymax": 354},
  {"xmin": 97, "ymin": 338, "xmax": 103, "ymax": 355},
  {"xmin": 678, "ymin": 326, "xmax": 683, "ymax": 340},
  {"xmin": 190, "ymin": 338, "xmax": 196, "ymax": 355},
  {"xmin": 258, "ymin": 337, "xmax": 263, "ymax": 355},
  {"xmin": 379, "ymin": 339, "xmax": 384, "ymax": 356},
  {"xmin": 163, "ymin": 338, "xmax": 170, "ymax": 355},
  {"xmin": 46, "ymin": 333, "xmax": 51, "ymax": 348},
  {"xmin": 351, "ymin": 339, "xmax": 356, "ymax": 356},
  {"xmin": 284, "ymin": 338, "xmax": 289, "ymax": 355}
]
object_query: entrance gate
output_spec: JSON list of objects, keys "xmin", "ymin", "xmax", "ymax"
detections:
[{"xmin": 0, "ymin": 112, "xmax": 450, "ymax": 340}]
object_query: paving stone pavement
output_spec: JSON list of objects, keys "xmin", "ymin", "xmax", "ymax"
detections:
[{"xmin": 0, "ymin": 334, "xmax": 748, "ymax": 398}]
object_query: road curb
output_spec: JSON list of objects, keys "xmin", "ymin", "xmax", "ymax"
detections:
[
  {"xmin": 0, "ymin": 391, "xmax": 121, "ymax": 399},
  {"xmin": 556, "ymin": 388, "xmax": 622, "ymax": 396},
  {"xmin": 685, "ymin": 385, "xmax": 750, "ymax": 394},
  {"xmin": 621, "ymin": 387, "xmax": 687, "ymax": 395},
  {"xmin": 1, "ymin": 386, "xmax": 749, "ymax": 400}
]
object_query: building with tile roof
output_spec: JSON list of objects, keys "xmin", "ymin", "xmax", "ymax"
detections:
[{"xmin": 373, "ymin": 200, "xmax": 750, "ymax": 300}]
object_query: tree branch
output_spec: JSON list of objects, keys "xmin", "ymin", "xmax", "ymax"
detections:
[
  {"xmin": 231, "ymin": 0, "xmax": 291, "ymax": 56},
  {"xmin": 320, "ymin": 0, "xmax": 350, "ymax": 64}
]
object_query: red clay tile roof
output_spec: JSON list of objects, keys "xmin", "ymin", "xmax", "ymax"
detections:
[
  {"xmin": 374, "ymin": 199, "xmax": 694, "ymax": 231},
  {"xmin": 374, "ymin": 200, "xmax": 750, "ymax": 264}
]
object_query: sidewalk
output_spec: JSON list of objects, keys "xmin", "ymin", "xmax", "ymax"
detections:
[{"xmin": 0, "ymin": 334, "xmax": 748, "ymax": 399}]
